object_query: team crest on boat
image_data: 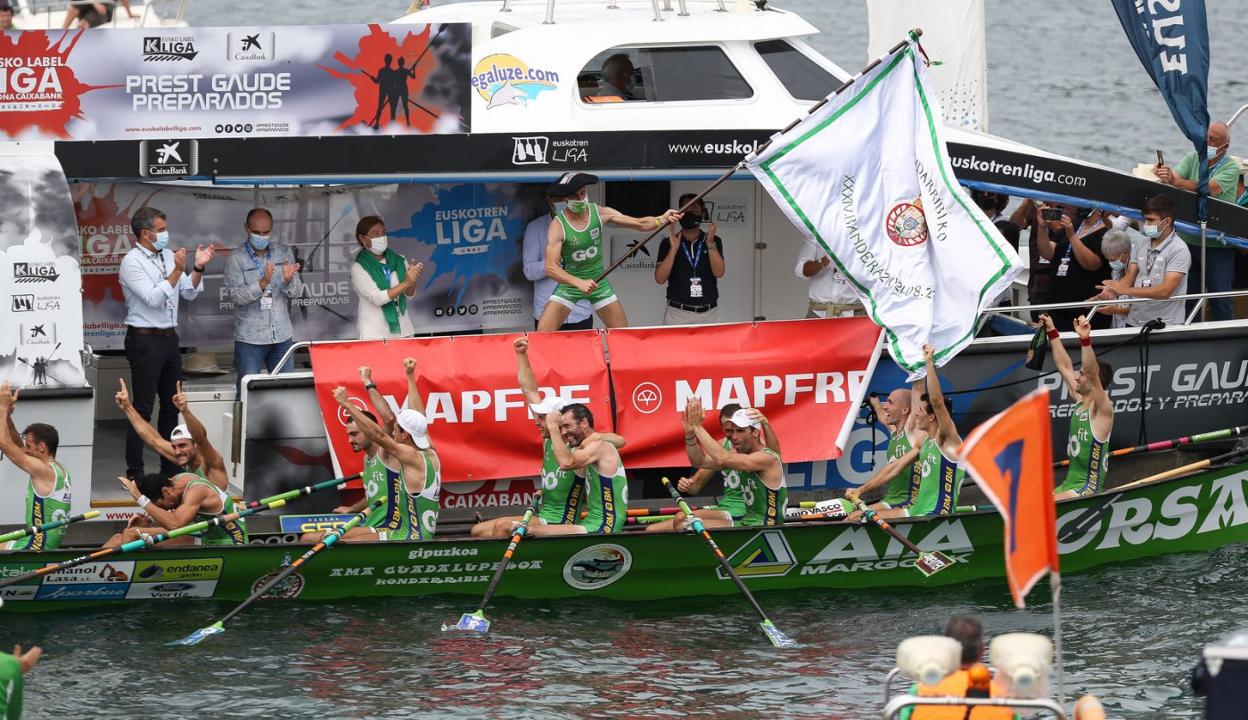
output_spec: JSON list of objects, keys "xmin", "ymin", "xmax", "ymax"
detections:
[
  {"xmin": 562, "ymin": 543, "xmax": 632, "ymax": 590},
  {"xmin": 885, "ymin": 198, "xmax": 929, "ymax": 247},
  {"xmin": 719, "ymin": 531, "xmax": 796, "ymax": 579},
  {"xmin": 252, "ymin": 570, "xmax": 305, "ymax": 600}
]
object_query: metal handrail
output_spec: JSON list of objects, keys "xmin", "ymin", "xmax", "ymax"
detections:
[
  {"xmin": 882, "ymin": 695, "xmax": 1067, "ymax": 720},
  {"xmin": 882, "ymin": 667, "xmax": 903, "ymax": 702},
  {"xmin": 986, "ymin": 288, "xmax": 1248, "ymax": 326},
  {"xmin": 270, "ymin": 340, "xmax": 313, "ymax": 377}
]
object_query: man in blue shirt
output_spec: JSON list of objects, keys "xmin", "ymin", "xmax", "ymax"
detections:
[
  {"xmin": 118, "ymin": 206, "xmax": 214, "ymax": 479},
  {"xmin": 223, "ymin": 208, "xmax": 303, "ymax": 395},
  {"xmin": 522, "ymin": 211, "xmax": 593, "ymax": 330}
]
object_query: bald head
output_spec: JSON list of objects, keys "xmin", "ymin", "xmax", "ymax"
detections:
[
  {"xmin": 1209, "ymin": 122, "xmax": 1230, "ymax": 156},
  {"xmin": 881, "ymin": 387, "xmax": 912, "ymax": 427}
]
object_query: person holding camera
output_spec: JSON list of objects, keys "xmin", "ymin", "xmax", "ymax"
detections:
[
  {"xmin": 1033, "ymin": 202, "xmax": 1111, "ymax": 331},
  {"xmin": 654, "ymin": 194, "xmax": 724, "ymax": 325}
]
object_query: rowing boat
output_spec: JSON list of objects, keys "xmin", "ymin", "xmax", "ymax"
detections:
[{"xmin": 3, "ymin": 457, "xmax": 1244, "ymax": 612}]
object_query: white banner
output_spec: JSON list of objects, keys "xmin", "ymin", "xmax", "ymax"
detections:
[
  {"xmin": 867, "ymin": 0, "xmax": 989, "ymax": 132},
  {"xmin": 746, "ymin": 40, "xmax": 1020, "ymax": 379}
]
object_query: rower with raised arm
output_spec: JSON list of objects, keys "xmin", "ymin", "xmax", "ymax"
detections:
[
  {"xmin": 114, "ymin": 379, "xmax": 229, "ymax": 492},
  {"xmin": 682, "ymin": 398, "xmax": 787, "ymax": 527},
  {"xmin": 471, "ymin": 337, "xmax": 625, "ymax": 538},
  {"xmin": 646, "ymin": 403, "xmax": 780, "ymax": 532},
  {"xmin": 868, "ymin": 386, "xmax": 927, "ymax": 510},
  {"xmin": 528, "ymin": 402, "xmax": 630, "ymax": 536},
  {"xmin": 1041, "ymin": 314, "xmax": 1114, "ymax": 498},
  {"xmin": 0, "ymin": 382, "xmax": 71, "ymax": 551}
]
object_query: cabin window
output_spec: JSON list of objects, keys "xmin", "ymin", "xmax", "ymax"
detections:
[
  {"xmin": 754, "ymin": 39, "xmax": 842, "ymax": 101},
  {"xmin": 578, "ymin": 46, "xmax": 752, "ymax": 104}
]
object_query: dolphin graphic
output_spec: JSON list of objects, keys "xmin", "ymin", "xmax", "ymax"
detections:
[{"xmin": 486, "ymin": 80, "xmax": 527, "ymax": 109}]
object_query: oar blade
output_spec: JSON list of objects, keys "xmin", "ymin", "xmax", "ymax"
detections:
[
  {"xmin": 913, "ymin": 551, "xmax": 956, "ymax": 577},
  {"xmin": 168, "ymin": 621, "xmax": 225, "ymax": 647},
  {"xmin": 759, "ymin": 619, "xmax": 798, "ymax": 648},
  {"xmin": 444, "ymin": 609, "xmax": 491, "ymax": 633}
]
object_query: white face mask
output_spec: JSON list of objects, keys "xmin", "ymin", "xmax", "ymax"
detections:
[{"xmin": 368, "ymin": 235, "xmax": 388, "ymax": 255}]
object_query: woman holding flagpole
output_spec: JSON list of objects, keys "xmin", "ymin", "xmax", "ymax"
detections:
[{"xmin": 351, "ymin": 215, "xmax": 424, "ymax": 340}]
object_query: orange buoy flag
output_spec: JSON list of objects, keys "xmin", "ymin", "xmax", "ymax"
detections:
[{"xmin": 959, "ymin": 388, "xmax": 1058, "ymax": 608}]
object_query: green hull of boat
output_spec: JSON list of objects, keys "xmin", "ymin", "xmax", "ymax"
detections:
[{"xmin": 3, "ymin": 463, "xmax": 1245, "ymax": 612}]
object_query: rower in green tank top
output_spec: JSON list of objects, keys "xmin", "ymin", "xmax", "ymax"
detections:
[
  {"xmin": 0, "ymin": 383, "xmax": 73, "ymax": 551},
  {"xmin": 1041, "ymin": 314, "xmax": 1114, "ymax": 499},
  {"xmin": 325, "ymin": 357, "xmax": 442, "ymax": 543},
  {"xmin": 868, "ymin": 386, "xmax": 927, "ymax": 510},
  {"xmin": 471, "ymin": 337, "xmax": 624, "ymax": 539},
  {"xmin": 0, "ymin": 645, "xmax": 41, "ymax": 720},
  {"xmin": 115, "ymin": 380, "xmax": 233, "ymax": 496},
  {"xmin": 848, "ymin": 344, "xmax": 964, "ymax": 520},
  {"xmin": 680, "ymin": 399, "xmax": 787, "ymax": 528},
  {"xmin": 528, "ymin": 401, "xmax": 631, "ymax": 537},
  {"xmin": 112, "ymin": 470, "xmax": 248, "ymax": 547},
  {"xmin": 537, "ymin": 172, "xmax": 685, "ymax": 332},
  {"xmin": 646, "ymin": 403, "xmax": 783, "ymax": 533}
]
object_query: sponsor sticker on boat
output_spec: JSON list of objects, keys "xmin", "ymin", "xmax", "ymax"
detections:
[
  {"xmin": 41, "ymin": 560, "xmax": 133, "ymax": 585},
  {"xmin": 125, "ymin": 580, "xmax": 218, "ymax": 600},
  {"xmin": 35, "ymin": 583, "xmax": 130, "ymax": 601},
  {"xmin": 0, "ymin": 586, "xmax": 38, "ymax": 602},
  {"xmin": 562, "ymin": 543, "xmax": 632, "ymax": 591},
  {"xmin": 720, "ymin": 531, "xmax": 797, "ymax": 579},
  {"xmin": 133, "ymin": 558, "xmax": 224, "ymax": 583}
]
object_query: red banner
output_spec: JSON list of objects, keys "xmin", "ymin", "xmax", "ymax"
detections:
[
  {"xmin": 309, "ymin": 331, "xmax": 611, "ymax": 483},
  {"xmin": 606, "ymin": 319, "xmax": 883, "ymax": 468}
]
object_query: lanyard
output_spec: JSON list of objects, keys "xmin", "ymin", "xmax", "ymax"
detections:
[
  {"xmin": 243, "ymin": 241, "xmax": 266, "ymax": 274},
  {"xmin": 682, "ymin": 237, "xmax": 703, "ymax": 269},
  {"xmin": 145, "ymin": 249, "xmax": 166, "ymax": 277}
]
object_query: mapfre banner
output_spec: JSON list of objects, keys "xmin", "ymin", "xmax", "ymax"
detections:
[
  {"xmin": 607, "ymin": 319, "xmax": 884, "ymax": 469},
  {"xmin": 309, "ymin": 332, "xmax": 611, "ymax": 482},
  {"xmin": 1, "ymin": 23, "xmax": 469, "ymax": 143}
]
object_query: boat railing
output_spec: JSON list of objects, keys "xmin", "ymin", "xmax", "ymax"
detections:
[
  {"xmin": 496, "ymin": 0, "xmax": 728, "ymax": 24},
  {"xmin": 881, "ymin": 695, "xmax": 1067, "ymax": 719},
  {"xmin": 986, "ymin": 288, "xmax": 1248, "ymax": 327},
  {"xmin": 15, "ymin": 0, "xmax": 190, "ymax": 28}
]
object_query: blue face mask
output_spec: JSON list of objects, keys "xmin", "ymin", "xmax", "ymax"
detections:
[
  {"xmin": 1141, "ymin": 224, "xmax": 1160, "ymax": 239},
  {"xmin": 1208, "ymin": 145, "xmax": 1224, "ymax": 159},
  {"xmin": 152, "ymin": 230, "xmax": 170, "ymax": 251},
  {"xmin": 1109, "ymin": 259, "xmax": 1126, "ymax": 273},
  {"xmin": 249, "ymin": 233, "xmax": 271, "ymax": 250}
]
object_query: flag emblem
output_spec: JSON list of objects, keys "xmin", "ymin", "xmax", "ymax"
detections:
[{"xmin": 886, "ymin": 199, "xmax": 929, "ymax": 246}]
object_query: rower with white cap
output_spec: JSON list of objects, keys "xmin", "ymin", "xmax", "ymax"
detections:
[
  {"xmin": 114, "ymin": 378, "xmax": 229, "ymax": 493},
  {"xmin": 679, "ymin": 398, "xmax": 787, "ymax": 527},
  {"xmin": 471, "ymin": 336, "xmax": 624, "ymax": 538},
  {"xmin": 324, "ymin": 357, "xmax": 442, "ymax": 542}
]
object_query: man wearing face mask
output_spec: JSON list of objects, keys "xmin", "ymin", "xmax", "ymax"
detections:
[
  {"xmin": 1098, "ymin": 195, "xmax": 1190, "ymax": 327},
  {"xmin": 1154, "ymin": 122, "xmax": 1238, "ymax": 321},
  {"xmin": 119, "ymin": 206, "xmax": 214, "ymax": 480},
  {"xmin": 223, "ymin": 207, "xmax": 303, "ymax": 395},
  {"xmin": 655, "ymin": 194, "xmax": 724, "ymax": 324}
]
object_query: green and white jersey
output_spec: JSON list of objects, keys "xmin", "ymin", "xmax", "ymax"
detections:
[
  {"xmin": 910, "ymin": 438, "xmax": 965, "ymax": 516},
  {"xmin": 556, "ymin": 204, "xmax": 606, "ymax": 280},
  {"xmin": 714, "ymin": 439, "xmax": 747, "ymax": 519},
  {"xmin": 578, "ymin": 444, "xmax": 628, "ymax": 533},
  {"xmin": 1056, "ymin": 404, "xmax": 1110, "ymax": 497},
  {"xmin": 187, "ymin": 475, "xmax": 248, "ymax": 546},
  {"xmin": 0, "ymin": 652, "xmax": 23, "ymax": 720},
  {"xmin": 361, "ymin": 451, "xmax": 397, "ymax": 531},
  {"xmin": 411, "ymin": 450, "xmax": 441, "ymax": 540},
  {"xmin": 739, "ymin": 448, "xmax": 787, "ymax": 527},
  {"xmin": 881, "ymin": 429, "xmax": 921, "ymax": 508},
  {"xmin": 10, "ymin": 460, "xmax": 71, "ymax": 551},
  {"xmin": 539, "ymin": 438, "xmax": 584, "ymax": 525}
]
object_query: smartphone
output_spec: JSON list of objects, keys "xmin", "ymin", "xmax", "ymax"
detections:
[
  {"xmin": 1041, "ymin": 207, "xmax": 1063, "ymax": 222},
  {"xmin": 1156, "ymin": 149, "xmax": 1165, "ymax": 166}
]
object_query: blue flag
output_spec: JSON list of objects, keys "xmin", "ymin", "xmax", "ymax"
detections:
[{"xmin": 1110, "ymin": 0, "xmax": 1211, "ymax": 210}]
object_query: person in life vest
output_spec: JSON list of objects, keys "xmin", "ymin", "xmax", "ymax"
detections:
[{"xmin": 900, "ymin": 616, "xmax": 1016, "ymax": 720}]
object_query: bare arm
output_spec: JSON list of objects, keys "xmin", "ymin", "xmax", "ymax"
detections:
[
  {"xmin": 585, "ymin": 431, "xmax": 627, "ymax": 449},
  {"xmin": 904, "ymin": 380, "xmax": 924, "ymax": 435},
  {"xmin": 171, "ymin": 383, "xmax": 227, "ymax": 491},
  {"xmin": 923, "ymin": 345, "xmax": 959, "ymax": 448},
  {"xmin": 745, "ymin": 408, "xmax": 781, "ymax": 454},
  {"xmin": 514, "ymin": 337, "xmax": 541, "ymax": 405},
  {"xmin": 0, "ymin": 392, "xmax": 54, "ymax": 484},
  {"xmin": 1074, "ymin": 316, "xmax": 1114, "ymax": 421},
  {"xmin": 845, "ymin": 445, "xmax": 921, "ymax": 501},
  {"xmin": 125, "ymin": 479, "xmax": 210, "ymax": 530},
  {"xmin": 693, "ymin": 424, "xmax": 778, "ymax": 472},
  {"xmin": 1039, "ymin": 314, "xmax": 1080, "ymax": 398},
  {"xmin": 654, "ymin": 231, "xmax": 679, "ymax": 284},
  {"xmin": 598, "ymin": 205, "xmax": 683, "ymax": 233},
  {"xmin": 335, "ymin": 388, "xmax": 407, "ymax": 458},
  {"xmin": 706, "ymin": 229, "xmax": 725, "ymax": 278},
  {"xmin": 359, "ymin": 366, "xmax": 395, "ymax": 434},
  {"xmin": 543, "ymin": 221, "xmax": 583, "ymax": 288},
  {"xmin": 1034, "ymin": 216, "xmax": 1056, "ymax": 261},
  {"xmin": 402, "ymin": 358, "xmax": 426, "ymax": 415},
  {"xmin": 544, "ymin": 413, "xmax": 601, "ymax": 470},
  {"xmin": 115, "ymin": 379, "xmax": 178, "ymax": 464},
  {"xmin": 869, "ymin": 394, "xmax": 897, "ymax": 434},
  {"xmin": 677, "ymin": 467, "xmax": 717, "ymax": 494}
]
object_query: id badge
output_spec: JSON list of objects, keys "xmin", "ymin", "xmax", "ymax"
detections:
[
  {"xmin": 165, "ymin": 298, "xmax": 175, "ymax": 310},
  {"xmin": 1140, "ymin": 278, "xmax": 1152, "ymax": 289},
  {"xmin": 1056, "ymin": 258, "xmax": 1070, "ymax": 277},
  {"xmin": 689, "ymin": 277, "xmax": 704, "ymax": 299},
  {"xmin": 259, "ymin": 294, "xmax": 274, "ymax": 310}
]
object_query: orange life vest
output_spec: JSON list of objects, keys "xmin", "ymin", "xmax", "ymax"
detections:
[{"xmin": 910, "ymin": 665, "xmax": 1015, "ymax": 720}]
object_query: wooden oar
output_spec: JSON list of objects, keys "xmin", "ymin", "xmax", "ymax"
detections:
[
  {"xmin": 661, "ymin": 478, "xmax": 796, "ymax": 648},
  {"xmin": 171, "ymin": 497, "xmax": 383, "ymax": 646},
  {"xmin": 1055, "ymin": 425, "xmax": 1246, "ymax": 468},
  {"xmin": 447, "ymin": 492, "xmax": 542, "ymax": 633},
  {"xmin": 1058, "ymin": 447, "xmax": 1248, "ymax": 543},
  {"xmin": 0, "ymin": 475, "xmax": 357, "ymax": 591},
  {"xmin": 0, "ymin": 510, "xmax": 100, "ymax": 545},
  {"xmin": 854, "ymin": 502, "xmax": 955, "ymax": 577}
]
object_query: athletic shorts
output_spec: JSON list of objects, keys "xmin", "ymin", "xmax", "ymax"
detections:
[{"xmin": 551, "ymin": 280, "xmax": 619, "ymax": 311}]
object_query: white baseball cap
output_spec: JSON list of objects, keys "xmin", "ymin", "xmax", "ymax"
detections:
[
  {"xmin": 395, "ymin": 408, "xmax": 431, "ymax": 449},
  {"xmin": 529, "ymin": 396, "xmax": 566, "ymax": 416},
  {"xmin": 170, "ymin": 424, "xmax": 192, "ymax": 441},
  {"xmin": 727, "ymin": 408, "xmax": 761, "ymax": 429}
]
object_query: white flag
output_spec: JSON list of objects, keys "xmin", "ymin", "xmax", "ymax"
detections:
[{"xmin": 746, "ymin": 39, "xmax": 1020, "ymax": 379}]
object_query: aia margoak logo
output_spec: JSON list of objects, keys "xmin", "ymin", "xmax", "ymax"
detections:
[{"xmin": 0, "ymin": 29, "xmax": 120, "ymax": 139}]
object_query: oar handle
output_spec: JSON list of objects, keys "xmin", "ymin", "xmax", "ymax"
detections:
[
  {"xmin": 855, "ymin": 501, "xmax": 926, "ymax": 555},
  {"xmin": 0, "ymin": 510, "xmax": 101, "ymax": 544}
]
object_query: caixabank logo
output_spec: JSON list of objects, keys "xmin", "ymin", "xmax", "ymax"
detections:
[
  {"xmin": 142, "ymin": 35, "xmax": 198, "ymax": 62},
  {"xmin": 139, "ymin": 139, "xmax": 199, "ymax": 178},
  {"xmin": 227, "ymin": 31, "xmax": 275, "ymax": 62}
]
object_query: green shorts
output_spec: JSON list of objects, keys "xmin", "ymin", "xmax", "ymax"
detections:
[{"xmin": 551, "ymin": 280, "xmax": 618, "ymax": 311}]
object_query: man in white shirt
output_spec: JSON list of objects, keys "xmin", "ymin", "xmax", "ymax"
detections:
[
  {"xmin": 523, "ymin": 213, "xmax": 593, "ymax": 330},
  {"xmin": 794, "ymin": 241, "xmax": 863, "ymax": 318},
  {"xmin": 1098, "ymin": 195, "xmax": 1190, "ymax": 327},
  {"xmin": 118, "ymin": 206, "xmax": 214, "ymax": 479}
]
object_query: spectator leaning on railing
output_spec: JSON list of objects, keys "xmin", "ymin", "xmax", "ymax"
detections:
[{"xmin": 1098, "ymin": 195, "xmax": 1190, "ymax": 328}]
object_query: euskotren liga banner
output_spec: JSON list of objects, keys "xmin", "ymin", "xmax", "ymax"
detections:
[{"xmin": 0, "ymin": 23, "xmax": 470, "ymax": 142}]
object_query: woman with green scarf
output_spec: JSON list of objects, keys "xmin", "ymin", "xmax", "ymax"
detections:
[{"xmin": 351, "ymin": 215, "xmax": 423, "ymax": 339}]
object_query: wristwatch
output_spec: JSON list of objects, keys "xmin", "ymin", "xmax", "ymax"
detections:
[
  {"xmin": 364, "ymin": 382, "xmax": 378, "ymax": 391},
  {"xmin": 192, "ymin": 264, "xmax": 206, "ymax": 273}
]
